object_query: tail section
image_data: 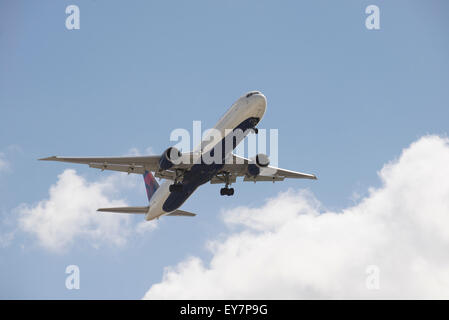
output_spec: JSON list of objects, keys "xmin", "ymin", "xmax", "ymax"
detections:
[
  {"xmin": 143, "ymin": 170, "xmax": 159, "ymax": 202},
  {"xmin": 166, "ymin": 209, "xmax": 196, "ymax": 217},
  {"xmin": 97, "ymin": 207, "xmax": 196, "ymax": 217}
]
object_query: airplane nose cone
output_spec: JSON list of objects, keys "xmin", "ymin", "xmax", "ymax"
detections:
[
  {"xmin": 253, "ymin": 92, "xmax": 266, "ymax": 105},
  {"xmin": 249, "ymin": 92, "xmax": 267, "ymax": 118}
]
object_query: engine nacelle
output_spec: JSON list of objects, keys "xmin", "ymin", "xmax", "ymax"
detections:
[
  {"xmin": 247, "ymin": 154, "xmax": 270, "ymax": 177},
  {"xmin": 159, "ymin": 147, "xmax": 182, "ymax": 171},
  {"xmin": 255, "ymin": 153, "xmax": 270, "ymax": 167}
]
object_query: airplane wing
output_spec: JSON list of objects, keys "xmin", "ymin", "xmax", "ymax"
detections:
[
  {"xmin": 39, "ymin": 155, "xmax": 194, "ymax": 180},
  {"xmin": 38, "ymin": 152, "xmax": 204, "ymax": 179},
  {"xmin": 212, "ymin": 154, "xmax": 317, "ymax": 183},
  {"xmin": 39, "ymin": 156, "xmax": 160, "ymax": 174},
  {"xmin": 40, "ymin": 153, "xmax": 316, "ymax": 182}
]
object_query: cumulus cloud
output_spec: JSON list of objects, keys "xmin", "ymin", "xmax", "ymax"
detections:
[
  {"xmin": 18, "ymin": 169, "xmax": 155, "ymax": 252},
  {"xmin": 0, "ymin": 231, "xmax": 14, "ymax": 248},
  {"xmin": 135, "ymin": 220, "xmax": 158, "ymax": 234},
  {"xmin": 126, "ymin": 146, "xmax": 155, "ymax": 156},
  {"xmin": 144, "ymin": 135, "xmax": 449, "ymax": 299},
  {"xmin": 0, "ymin": 146, "xmax": 22, "ymax": 173},
  {"xmin": 0, "ymin": 153, "xmax": 9, "ymax": 172}
]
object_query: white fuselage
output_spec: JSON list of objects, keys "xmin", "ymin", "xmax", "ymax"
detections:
[{"xmin": 145, "ymin": 91, "xmax": 267, "ymax": 221}]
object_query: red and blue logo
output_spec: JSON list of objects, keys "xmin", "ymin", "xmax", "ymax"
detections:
[{"xmin": 143, "ymin": 170, "xmax": 159, "ymax": 202}]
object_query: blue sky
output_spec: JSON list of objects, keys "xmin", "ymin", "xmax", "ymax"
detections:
[{"xmin": 1, "ymin": 0, "xmax": 448, "ymax": 299}]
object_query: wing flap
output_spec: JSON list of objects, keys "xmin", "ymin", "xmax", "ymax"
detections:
[
  {"xmin": 89, "ymin": 163, "xmax": 146, "ymax": 174},
  {"xmin": 39, "ymin": 155, "xmax": 160, "ymax": 165},
  {"xmin": 268, "ymin": 167, "xmax": 317, "ymax": 180},
  {"xmin": 39, "ymin": 155, "xmax": 193, "ymax": 177},
  {"xmin": 39, "ymin": 155, "xmax": 161, "ymax": 173},
  {"xmin": 223, "ymin": 154, "xmax": 317, "ymax": 182},
  {"xmin": 243, "ymin": 176, "xmax": 285, "ymax": 182}
]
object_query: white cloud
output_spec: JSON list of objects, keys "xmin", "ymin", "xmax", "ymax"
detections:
[
  {"xmin": 143, "ymin": 135, "xmax": 449, "ymax": 299},
  {"xmin": 0, "ymin": 231, "xmax": 14, "ymax": 248},
  {"xmin": 0, "ymin": 153, "xmax": 9, "ymax": 172},
  {"xmin": 136, "ymin": 220, "xmax": 158, "ymax": 234},
  {"xmin": 18, "ymin": 169, "xmax": 155, "ymax": 252},
  {"xmin": 0, "ymin": 146, "xmax": 22, "ymax": 173},
  {"xmin": 126, "ymin": 146, "xmax": 155, "ymax": 156}
]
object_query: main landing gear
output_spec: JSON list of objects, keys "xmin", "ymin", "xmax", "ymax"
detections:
[
  {"xmin": 220, "ymin": 187, "xmax": 234, "ymax": 196},
  {"xmin": 169, "ymin": 169, "xmax": 184, "ymax": 192},
  {"xmin": 220, "ymin": 172, "xmax": 234, "ymax": 196}
]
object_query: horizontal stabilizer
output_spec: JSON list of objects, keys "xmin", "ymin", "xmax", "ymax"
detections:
[
  {"xmin": 97, "ymin": 207, "xmax": 196, "ymax": 217},
  {"xmin": 97, "ymin": 206, "xmax": 148, "ymax": 214},
  {"xmin": 166, "ymin": 209, "xmax": 196, "ymax": 217}
]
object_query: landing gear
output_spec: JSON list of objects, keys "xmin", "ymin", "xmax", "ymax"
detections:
[
  {"xmin": 253, "ymin": 127, "xmax": 259, "ymax": 134},
  {"xmin": 220, "ymin": 187, "xmax": 234, "ymax": 196},
  {"xmin": 169, "ymin": 169, "xmax": 185, "ymax": 192},
  {"xmin": 220, "ymin": 171, "xmax": 234, "ymax": 196}
]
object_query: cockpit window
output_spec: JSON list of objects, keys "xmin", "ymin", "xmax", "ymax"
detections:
[{"xmin": 246, "ymin": 91, "xmax": 260, "ymax": 98}]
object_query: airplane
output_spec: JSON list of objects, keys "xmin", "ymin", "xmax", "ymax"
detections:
[{"xmin": 40, "ymin": 91, "xmax": 317, "ymax": 221}]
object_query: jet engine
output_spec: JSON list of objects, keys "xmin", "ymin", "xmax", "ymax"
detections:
[
  {"xmin": 159, "ymin": 147, "xmax": 182, "ymax": 171},
  {"xmin": 247, "ymin": 153, "xmax": 270, "ymax": 177}
]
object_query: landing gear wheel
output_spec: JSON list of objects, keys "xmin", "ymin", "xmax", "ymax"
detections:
[
  {"xmin": 219, "ymin": 172, "xmax": 234, "ymax": 196},
  {"xmin": 220, "ymin": 187, "xmax": 234, "ymax": 196},
  {"xmin": 253, "ymin": 128, "xmax": 259, "ymax": 134}
]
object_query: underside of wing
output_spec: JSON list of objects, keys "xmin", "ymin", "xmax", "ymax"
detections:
[
  {"xmin": 41, "ymin": 154, "xmax": 220, "ymax": 181},
  {"xmin": 39, "ymin": 155, "xmax": 192, "ymax": 178},
  {"xmin": 39, "ymin": 155, "xmax": 160, "ymax": 166},
  {"xmin": 261, "ymin": 166, "xmax": 317, "ymax": 179},
  {"xmin": 217, "ymin": 154, "xmax": 317, "ymax": 183},
  {"xmin": 242, "ymin": 168, "xmax": 316, "ymax": 182},
  {"xmin": 210, "ymin": 173, "xmax": 237, "ymax": 184},
  {"xmin": 40, "ymin": 156, "xmax": 161, "ymax": 174}
]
